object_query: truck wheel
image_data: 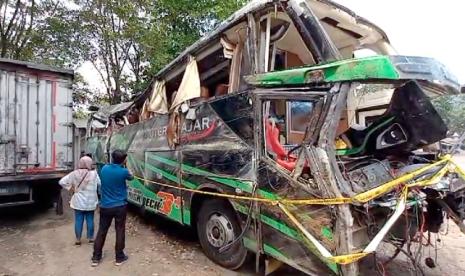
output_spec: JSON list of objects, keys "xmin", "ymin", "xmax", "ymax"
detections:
[{"xmin": 197, "ymin": 199, "xmax": 247, "ymax": 270}]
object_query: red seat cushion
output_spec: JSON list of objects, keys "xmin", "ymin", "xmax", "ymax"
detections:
[
  {"xmin": 276, "ymin": 159, "xmax": 297, "ymax": 171},
  {"xmin": 265, "ymin": 119, "xmax": 297, "ymax": 171},
  {"xmin": 265, "ymin": 119, "xmax": 287, "ymax": 158}
]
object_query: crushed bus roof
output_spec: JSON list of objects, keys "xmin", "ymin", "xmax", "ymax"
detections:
[{"xmin": 152, "ymin": 0, "xmax": 390, "ymax": 84}]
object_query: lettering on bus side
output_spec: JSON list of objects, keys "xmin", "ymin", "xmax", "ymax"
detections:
[
  {"xmin": 131, "ymin": 190, "xmax": 182, "ymax": 216},
  {"xmin": 181, "ymin": 117, "xmax": 211, "ymax": 133},
  {"xmin": 143, "ymin": 196, "xmax": 164, "ymax": 211},
  {"xmin": 136, "ymin": 117, "xmax": 212, "ymax": 140},
  {"xmin": 128, "ymin": 187, "xmax": 143, "ymax": 205}
]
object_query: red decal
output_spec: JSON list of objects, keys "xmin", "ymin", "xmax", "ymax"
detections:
[
  {"xmin": 24, "ymin": 141, "xmax": 57, "ymax": 171},
  {"xmin": 51, "ymin": 142, "xmax": 56, "ymax": 168},
  {"xmin": 157, "ymin": 191, "xmax": 182, "ymax": 215},
  {"xmin": 37, "ymin": 72, "xmax": 59, "ymax": 81},
  {"xmin": 52, "ymin": 81, "xmax": 57, "ymax": 106},
  {"xmin": 23, "ymin": 167, "xmax": 56, "ymax": 173},
  {"xmin": 157, "ymin": 191, "xmax": 175, "ymax": 215},
  {"xmin": 52, "ymin": 114, "xmax": 56, "ymax": 133},
  {"xmin": 181, "ymin": 120, "xmax": 217, "ymax": 142}
]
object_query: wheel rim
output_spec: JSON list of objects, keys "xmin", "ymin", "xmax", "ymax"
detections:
[{"xmin": 205, "ymin": 213, "xmax": 235, "ymax": 248}]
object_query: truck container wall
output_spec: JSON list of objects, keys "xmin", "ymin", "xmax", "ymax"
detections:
[{"xmin": 0, "ymin": 60, "xmax": 74, "ymax": 177}]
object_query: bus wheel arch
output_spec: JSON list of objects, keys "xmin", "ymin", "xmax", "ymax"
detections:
[{"xmin": 191, "ymin": 188, "xmax": 247, "ymax": 270}]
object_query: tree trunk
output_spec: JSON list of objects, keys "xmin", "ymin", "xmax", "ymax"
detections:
[
  {"xmin": 113, "ymin": 78, "xmax": 122, "ymax": 104},
  {"xmin": 0, "ymin": 38, "xmax": 7, "ymax": 57}
]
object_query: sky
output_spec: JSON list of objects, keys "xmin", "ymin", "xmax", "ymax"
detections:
[
  {"xmin": 336, "ymin": 0, "xmax": 463, "ymax": 83},
  {"xmin": 78, "ymin": 0, "xmax": 464, "ymax": 90}
]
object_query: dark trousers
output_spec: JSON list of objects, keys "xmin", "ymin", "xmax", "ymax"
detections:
[{"xmin": 92, "ymin": 205, "xmax": 127, "ymax": 261}]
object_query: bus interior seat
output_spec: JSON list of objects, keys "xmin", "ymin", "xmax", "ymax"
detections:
[{"xmin": 265, "ymin": 118, "xmax": 297, "ymax": 171}]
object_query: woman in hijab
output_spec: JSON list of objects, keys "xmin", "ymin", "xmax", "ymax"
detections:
[{"xmin": 59, "ymin": 156, "xmax": 101, "ymax": 245}]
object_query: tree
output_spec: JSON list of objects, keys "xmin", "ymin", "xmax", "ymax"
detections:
[
  {"xmin": 137, "ymin": 0, "xmax": 247, "ymax": 90},
  {"xmin": 432, "ymin": 94, "xmax": 465, "ymax": 135},
  {"xmin": 2, "ymin": 0, "xmax": 249, "ymax": 106},
  {"xmin": 70, "ymin": 0, "xmax": 146, "ymax": 104},
  {"xmin": 0, "ymin": 0, "xmax": 36, "ymax": 59},
  {"xmin": 0, "ymin": 0, "xmax": 86, "ymax": 67},
  {"xmin": 30, "ymin": 4, "xmax": 85, "ymax": 67},
  {"xmin": 74, "ymin": 0, "xmax": 247, "ymax": 102}
]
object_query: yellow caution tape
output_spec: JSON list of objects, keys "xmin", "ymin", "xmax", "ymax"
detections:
[
  {"xmin": 133, "ymin": 155, "xmax": 452, "ymax": 206},
  {"xmin": 328, "ymin": 252, "xmax": 370, "ymax": 265},
  {"xmin": 280, "ymin": 197, "xmax": 352, "ymax": 205},
  {"xmin": 130, "ymin": 155, "xmax": 458, "ymax": 266},
  {"xmin": 279, "ymin": 186, "xmax": 410, "ymax": 265},
  {"xmin": 133, "ymin": 175, "xmax": 276, "ymax": 203},
  {"xmin": 353, "ymin": 156, "xmax": 450, "ymax": 203},
  {"xmin": 279, "ymin": 202, "xmax": 371, "ymax": 265},
  {"xmin": 450, "ymin": 158, "xmax": 465, "ymax": 180},
  {"xmin": 407, "ymin": 165, "xmax": 449, "ymax": 188}
]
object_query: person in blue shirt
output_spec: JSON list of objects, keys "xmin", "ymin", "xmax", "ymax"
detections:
[{"xmin": 92, "ymin": 150, "xmax": 133, "ymax": 266}]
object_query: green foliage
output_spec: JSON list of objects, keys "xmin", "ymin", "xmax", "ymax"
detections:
[
  {"xmin": 140, "ymin": 0, "xmax": 247, "ymax": 87},
  {"xmin": 0, "ymin": 0, "xmax": 247, "ymax": 107},
  {"xmin": 432, "ymin": 94, "xmax": 465, "ymax": 135}
]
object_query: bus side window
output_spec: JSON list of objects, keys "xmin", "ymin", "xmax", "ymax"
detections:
[{"xmin": 262, "ymin": 99, "xmax": 315, "ymax": 172}]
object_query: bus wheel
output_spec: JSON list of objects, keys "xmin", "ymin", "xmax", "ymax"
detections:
[{"xmin": 197, "ymin": 199, "xmax": 247, "ymax": 270}]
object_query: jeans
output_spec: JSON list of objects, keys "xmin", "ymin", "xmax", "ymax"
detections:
[
  {"xmin": 74, "ymin": 210, "xmax": 95, "ymax": 240},
  {"xmin": 92, "ymin": 205, "xmax": 127, "ymax": 262}
]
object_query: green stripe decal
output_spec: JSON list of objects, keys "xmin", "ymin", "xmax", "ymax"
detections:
[
  {"xmin": 234, "ymin": 203, "xmax": 300, "ymax": 240},
  {"xmin": 149, "ymin": 154, "xmax": 215, "ymax": 177},
  {"xmin": 336, "ymin": 117, "xmax": 395, "ymax": 156},
  {"xmin": 129, "ymin": 155, "xmax": 198, "ymax": 189},
  {"xmin": 127, "ymin": 177, "xmax": 184, "ymax": 223},
  {"xmin": 145, "ymin": 153, "xmax": 332, "ymax": 242},
  {"xmin": 147, "ymin": 153, "xmax": 278, "ymax": 200},
  {"xmin": 247, "ymin": 55, "xmax": 399, "ymax": 87},
  {"xmin": 235, "ymin": 203, "xmax": 337, "ymax": 273},
  {"xmin": 128, "ymin": 153, "xmax": 337, "ymax": 272},
  {"xmin": 145, "ymin": 162, "xmax": 198, "ymax": 189}
]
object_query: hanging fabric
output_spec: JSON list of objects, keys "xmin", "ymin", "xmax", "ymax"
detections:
[
  {"xmin": 170, "ymin": 56, "xmax": 201, "ymax": 111},
  {"xmin": 140, "ymin": 80, "xmax": 169, "ymax": 120}
]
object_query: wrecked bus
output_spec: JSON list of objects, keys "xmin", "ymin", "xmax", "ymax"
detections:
[{"xmin": 86, "ymin": 0, "xmax": 465, "ymax": 275}]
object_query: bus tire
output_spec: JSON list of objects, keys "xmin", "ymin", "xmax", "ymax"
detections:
[{"xmin": 196, "ymin": 199, "xmax": 247, "ymax": 270}]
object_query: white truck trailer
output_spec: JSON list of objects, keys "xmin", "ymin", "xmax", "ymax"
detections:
[{"xmin": 0, "ymin": 59, "xmax": 74, "ymax": 208}]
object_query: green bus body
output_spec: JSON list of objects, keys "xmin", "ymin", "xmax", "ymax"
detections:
[{"xmin": 86, "ymin": 1, "xmax": 461, "ymax": 275}]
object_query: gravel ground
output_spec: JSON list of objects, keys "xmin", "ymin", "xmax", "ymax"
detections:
[
  {"xmin": 1, "ymin": 156, "xmax": 465, "ymax": 276},
  {"xmin": 0, "ymin": 203, "xmax": 247, "ymax": 276},
  {"xmin": 1, "ymin": 203, "xmax": 465, "ymax": 276}
]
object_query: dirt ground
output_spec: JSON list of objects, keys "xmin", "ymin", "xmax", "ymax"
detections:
[
  {"xmin": 0, "ymin": 204, "xmax": 249, "ymax": 276},
  {"xmin": 1, "ymin": 156, "xmax": 465, "ymax": 276},
  {"xmin": 1, "ymin": 203, "xmax": 465, "ymax": 276}
]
